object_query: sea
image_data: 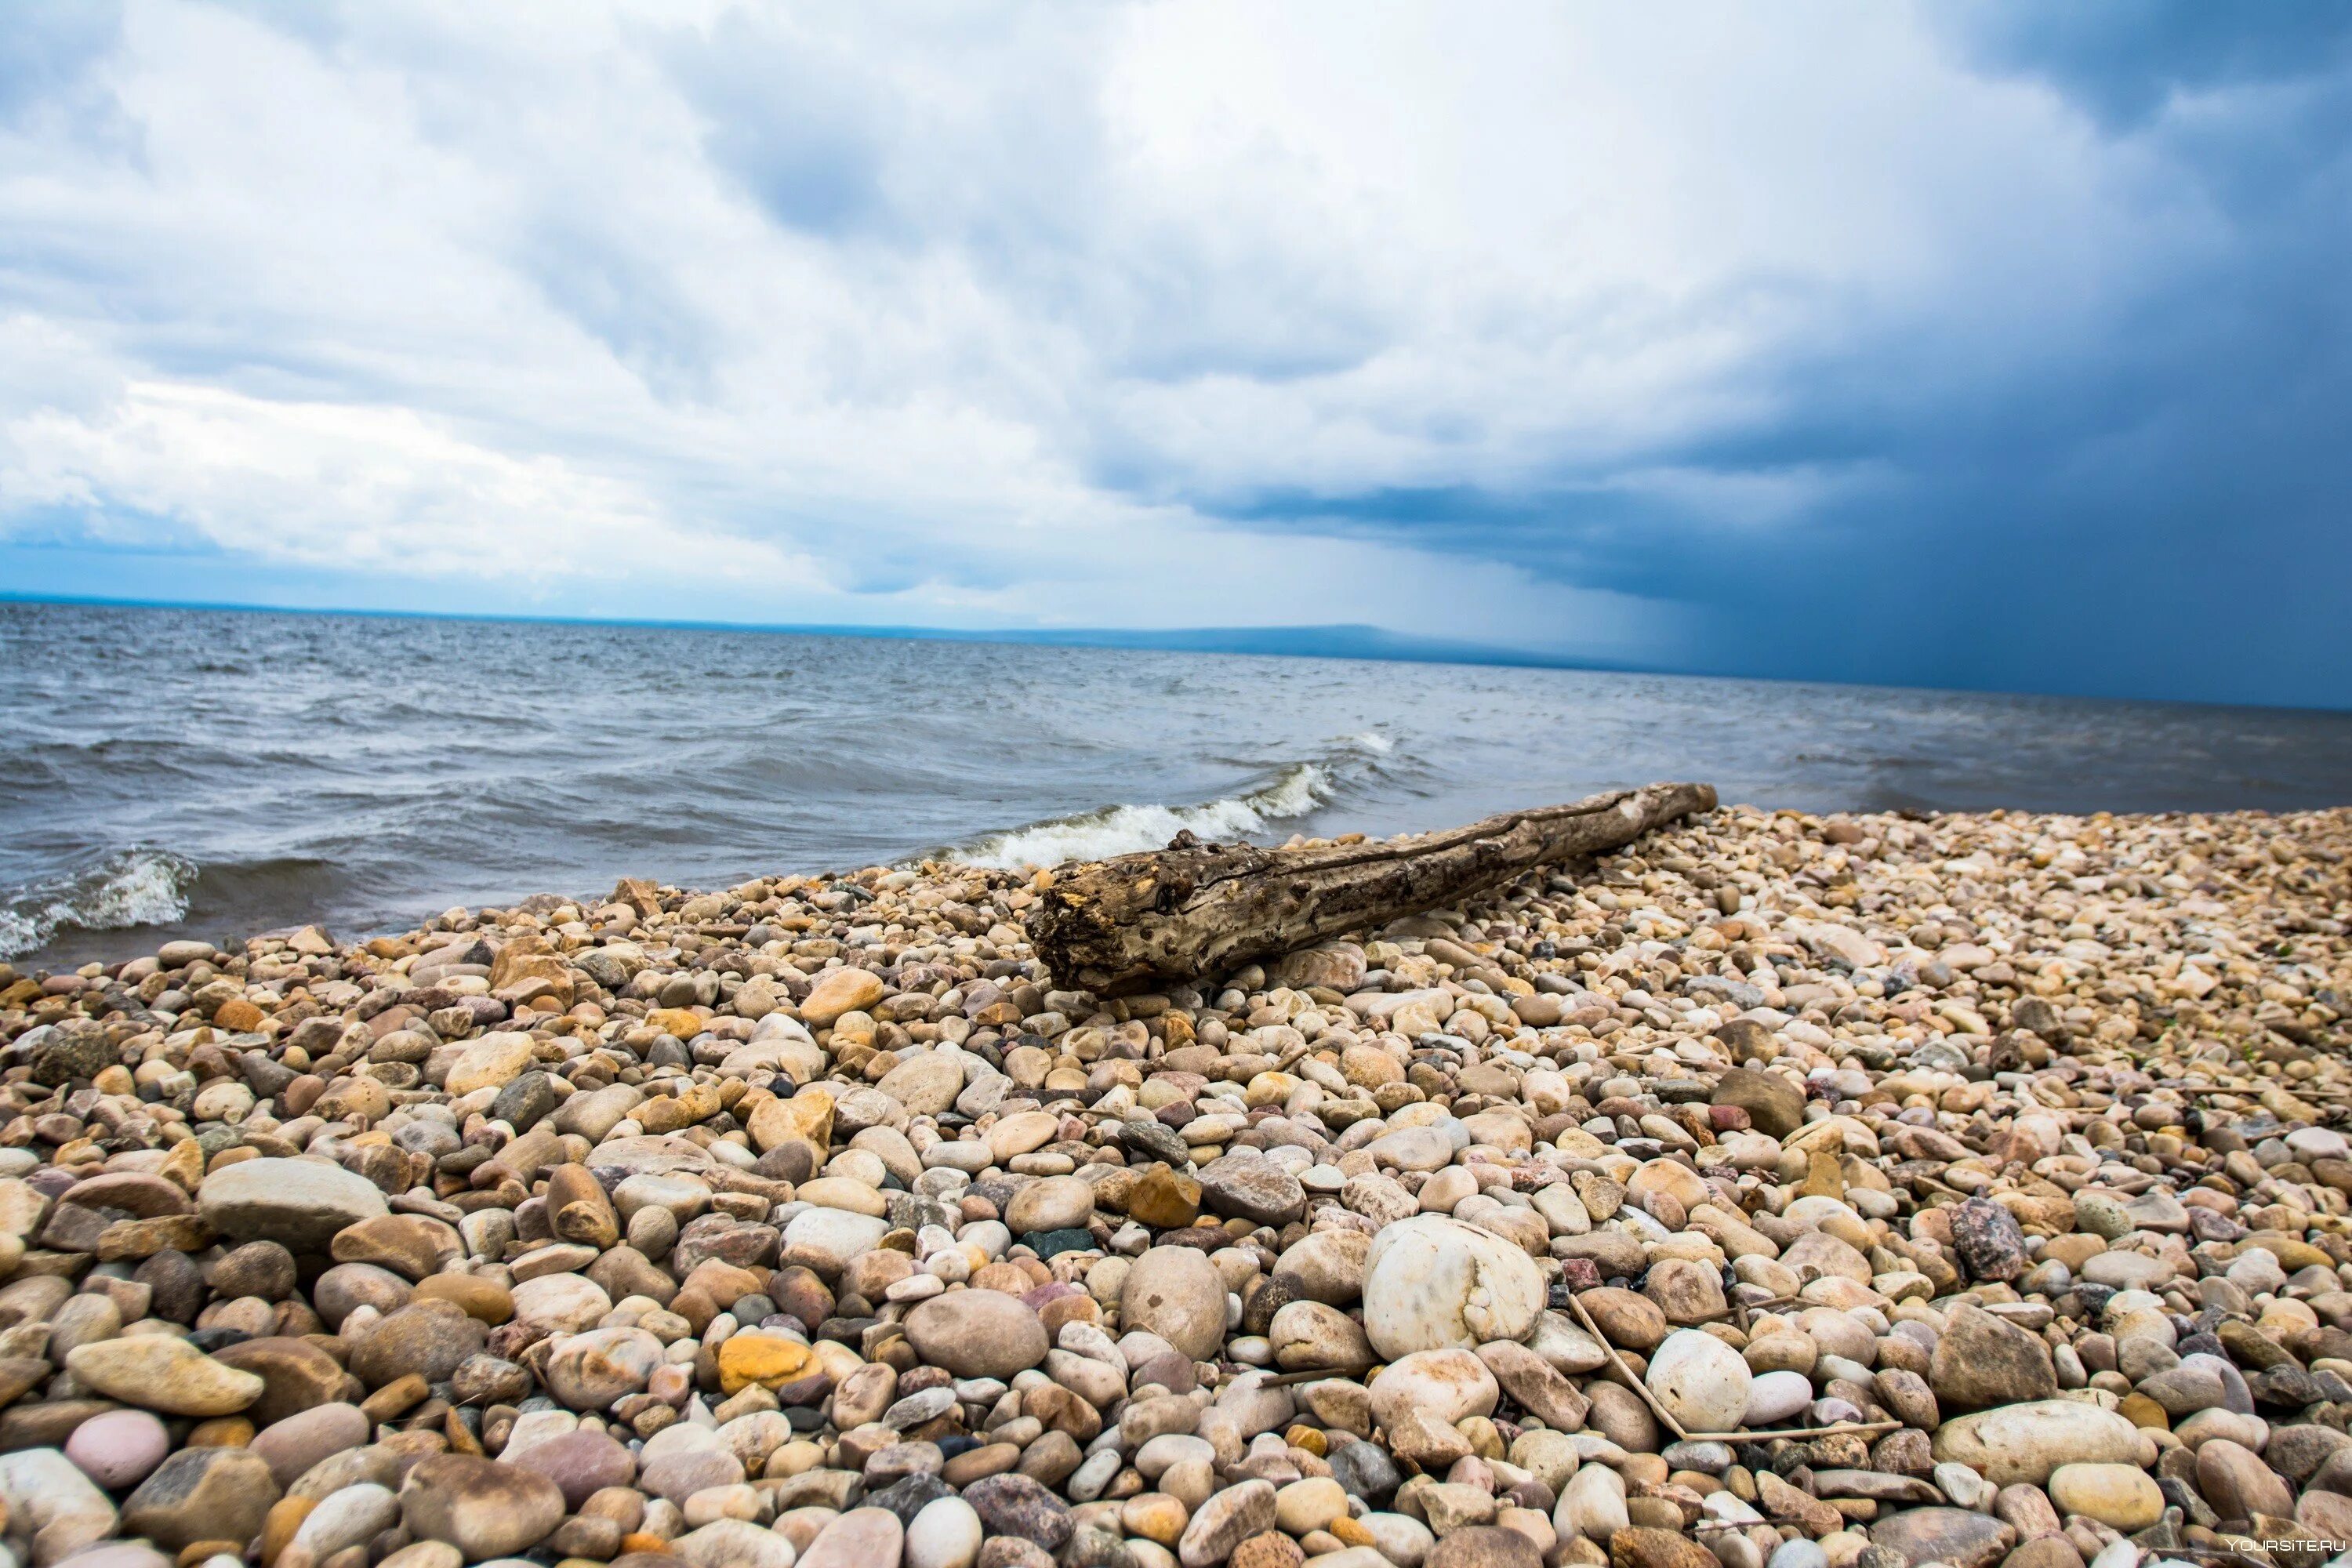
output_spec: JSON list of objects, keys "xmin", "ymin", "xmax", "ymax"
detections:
[{"xmin": 5, "ymin": 599, "xmax": 2349, "ymax": 970}]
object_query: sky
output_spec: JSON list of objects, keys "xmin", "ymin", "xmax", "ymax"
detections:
[{"xmin": 2, "ymin": 2, "xmax": 2348, "ymax": 709}]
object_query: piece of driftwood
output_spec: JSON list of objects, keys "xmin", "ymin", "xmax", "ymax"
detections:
[
  {"xmin": 1025, "ymin": 781, "xmax": 1718, "ymax": 996},
  {"xmin": 1682, "ymin": 1418, "xmax": 1901, "ymax": 1443}
]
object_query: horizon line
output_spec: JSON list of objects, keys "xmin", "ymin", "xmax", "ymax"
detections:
[{"xmin": 2, "ymin": 589, "xmax": 2342, "ymax": 718}]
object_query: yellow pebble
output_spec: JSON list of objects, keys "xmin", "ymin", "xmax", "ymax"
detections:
[
  {"xmin": 644, "ymin": 1007, "xmax": 706, "ymax": 1039},
  {"xmin": 717, "ymin": 1332, "xmax": 815, "ymax": 1393}
]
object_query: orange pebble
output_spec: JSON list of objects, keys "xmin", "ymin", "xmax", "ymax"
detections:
[
  {"xmin": 260, "ymin": 1496, "xmax": 316, "ymax": 1566},
  {"xmin": 185, "ymin": 1417, "xmax": 255, "ymax": 1447}
]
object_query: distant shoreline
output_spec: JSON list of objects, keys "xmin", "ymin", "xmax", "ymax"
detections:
[{"xmin": 9, "ymin": 593, "xmax": 2348, "ymax": 716}]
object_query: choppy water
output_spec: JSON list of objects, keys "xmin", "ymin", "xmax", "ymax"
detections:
[{"xmin": 5, "ymin": 599, "xmax": 2349, "ymax": 968}]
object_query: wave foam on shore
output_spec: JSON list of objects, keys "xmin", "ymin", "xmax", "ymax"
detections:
[{"xmin": 0, "ymin": 848, "xmax": 197, "ymax": 959}]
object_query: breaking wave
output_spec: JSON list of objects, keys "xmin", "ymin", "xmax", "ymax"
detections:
[
  {"xmin": 950, "ymin": 731, "xmax": 1397, "ymax": 870},
  {"xmin": 0, "ymin": 848, "xmax": 198, "ymax": 960}
]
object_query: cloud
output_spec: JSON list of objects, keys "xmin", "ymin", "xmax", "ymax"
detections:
[
  {"xmin": 1936, "ymin": 2, "xmax": 2352, "ymax": 129},
  {"xmin": 3, "ymin": 378, "xmax": 831, "ymax": 586},
  {"xmin": 0, "ymin": 1, "xmax": 2345, "ymax": 704}
]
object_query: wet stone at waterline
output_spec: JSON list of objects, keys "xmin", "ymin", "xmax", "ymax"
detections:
[{"xmin": 0, "ymin": 801, "xmax": 2343, "ymax": 1568}]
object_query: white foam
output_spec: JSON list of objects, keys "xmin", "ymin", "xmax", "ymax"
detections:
[
  {"xmin": 956, "ymin": 761, "xmax": 1335, "ymax": 871},
  {"xmin": 0, "ymin": 848, "xmax": 197, "ymax": 958}
]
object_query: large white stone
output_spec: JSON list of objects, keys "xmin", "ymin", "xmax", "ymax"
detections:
[
  {"xmin": 445, "ymin": 1032, "xmax": 535, "ymax": 1094},
  {"xmin": 906, "ymin": 1496, "xmax": 983, "ymax": 1568},
  {"xmin": 510, "ymin": 1272, "xmax": 612, "ymax": 1335},
  {"xmin": 1361, "ymin": 1214, "xmax": 1544, "ymax": 1359},
  {"xmin": 0, "ymin": 1446, "xmax": 119, "ymax": 1563},
  {"xmin": 1555, "ymin": 1463, "xmax": 1628, "ymax": 1543},
  {"xmin": 1931, "ymin": 1399, "xmax": 2148, "ymax": 1486},
  {"xmin": 197, "ymin": 1157, "xmax": 388, "ymax": 1251},
  {"xmin": 781, "ymin": 1207, "xmax": 891, "ymax": 1279},
  {"xmin": 1121, "ymin": 1246, "xmax": 1230, "ymax": 1363},
  {"xmin": 877, "ymin": 1051, "xmax": 966, "ymax": 1116},
  {"xmin": 1357, "ymin": 1513, "xmax": 1433, "ymax": 1568},
  {"xmin": 800, "ymin": 1507, "xmax": 903, "ymax": 1568},
  {"xmin": 1646, "ymin": 1329, "xmax": 1753, "ymax": 1435}
]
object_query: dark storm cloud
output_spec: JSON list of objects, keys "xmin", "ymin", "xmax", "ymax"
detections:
[
  {"xmin": 1936, "ymin": 1, "xmax": 2352, "ymax": 129},
  {"xmin": 1171, "ymin": 6, "xmax": 2352, "ymax": 706}
]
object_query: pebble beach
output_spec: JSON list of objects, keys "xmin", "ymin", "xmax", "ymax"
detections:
[{"xmin": 0, "ymin": 800, "xmax": 2347, "ymax": 1568}]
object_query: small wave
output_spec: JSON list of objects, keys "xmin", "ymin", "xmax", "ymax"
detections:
[
  {"xmin": 0, "ymin": 848, "xmax": 198, "ymax": 960},
  {"xmin": 952, "ymin": 762, "xmax": 1337, "ymax": 870},
  {"xmin": 949, "ymin": 728, "xmax": 1403, "ymax": 870}
]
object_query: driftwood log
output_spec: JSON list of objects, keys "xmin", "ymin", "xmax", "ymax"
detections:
[{"xmin": 1025, "ymin": 780, "xmax": 1716, "ymax": 995}]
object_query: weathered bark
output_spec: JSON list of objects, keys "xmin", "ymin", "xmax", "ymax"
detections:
[{"xmin": 1025, "ymin": 781, "xmax": 1717, "ymax": 996}]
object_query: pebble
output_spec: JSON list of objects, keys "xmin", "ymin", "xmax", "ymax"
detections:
[
  {"xmin": 904, "ymin": 1288, "xmax": 1051, "ymax": 1378},
  {"xmin": 1932, "ymin": 1401, "xmax": 2149, "ymax": 1486},
  {"xmin": 1361, "ymin": 1214, "xmax": 1544, "ymax": 1358},
  {"xmin": 800, "ymin": 1505, "xmax": 906, "ymax": 1568},
  {"xmin": 2048, "ymin": 1462, "xmax": 2165, "ymax": 1530},
  {"xmin": 397, "ymin": 1454, "xmax": 566, "ymax": 1559},
  {"xmin": 65, "ymin": 1335, "xmax": 264, "ymax": 1417},
  {"xmin": 291, "ymin": 1480, "xmax": 402, "ymax": 1563},
  {"xmin": 119, "ymin": 1446, "xmax": 280, "ymax": 1552},
  {"xmin": 194, "ymin": 1157, "xmax": 389, "ymax": 1250},
  {"xmin": 1608, "ymin": 1526, "xmax": 1719, "ymax": 1568},
  {"xmin": 1645, "ymin": 1329, "xmax": 1751, "ymax": 1434},
  {"xmin": 506, "ymin": 1426, "xmax": 637, "ymax": 1508},
  {"xmin": 1428, "ymin": 1526, "xmax": 1544, "ymax": 1568},
  {"xmin": 1005, "ymin": 1174, "xmax": 1095, "ymax": 1232},
  {"xmin": 1867, "ymin": 1507, "xmax": 2016, "ymax": 1568},
  {"xmin": 1121, "ymin": 1246, "xmax": 1229, "ymax": 1362},
  {"xmin": 65, "ymin": 1408, "xmax": 172, "ymax": 1489},
  {"xmin": 1559, "ymin": 1461, "xmax": 1630, "ymax": 1541},
  {"xmin": 1368, "ymin": 1348, "xmax": 1498, "ymax": 1431},
  {"xmin": 1742, "ymin": 1369, "xmax": 1815, "ymax": 1426},
  {"xmin": 964, "ymin": 1472, "xmax": 1073, "ymax": 1549},
  {"xmin": 1178, "ymin": 1477, "xmax": 1276, "ymax": 1568},
  {"xmin": 678, "ymin": 1518, "xmax": 799, "ymax": 1568},
  {"xmin": 907, "ymin": 1495, "xmax": 984, "ymax": 1568},
  {"xmin": 545, "ymin": 1323, "xmax": 666, "ymax": 1407},
  {"xmin": 1929, "ymin": 1302, "xmax": 2057, "ymax": 1409}
]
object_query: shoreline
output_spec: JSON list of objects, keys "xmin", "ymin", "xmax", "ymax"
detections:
[{"xmin": 0, "ymin": 800, "xmax": 2347, "ymax": 1568}]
